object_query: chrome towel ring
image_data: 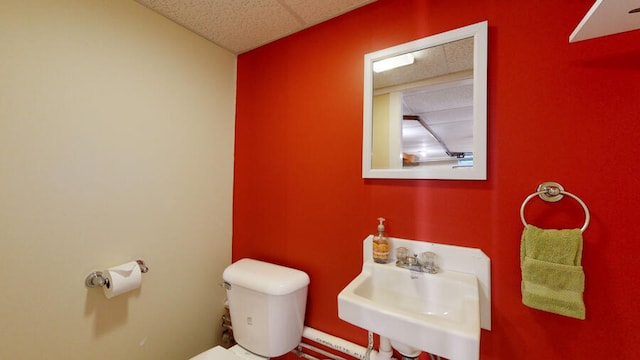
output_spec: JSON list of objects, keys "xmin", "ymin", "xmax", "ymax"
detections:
[{"xmin": 520, "ymin": 181, "xmax": 590, "ymax": 232}]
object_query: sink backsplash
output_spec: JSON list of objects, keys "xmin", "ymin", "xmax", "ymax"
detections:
[{"xmin": 361, "ymin": 235, "xmax": 492, "ymax": 330}]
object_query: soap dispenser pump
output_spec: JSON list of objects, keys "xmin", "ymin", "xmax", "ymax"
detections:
[{"xmin": 373, "ymin": 217, "xmax": 390, "ymax": 263}]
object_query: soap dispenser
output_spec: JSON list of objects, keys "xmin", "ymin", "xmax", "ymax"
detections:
[{"xmin": 373, "ymin": 217, "xmax": 390, "ymax": 263}]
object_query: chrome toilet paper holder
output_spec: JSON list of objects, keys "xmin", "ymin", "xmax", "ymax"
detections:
[{"xmin": 85, "ymin": 260, "xmax": 149, "ymax": 288}]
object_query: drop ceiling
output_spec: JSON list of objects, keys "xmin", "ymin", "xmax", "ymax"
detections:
[{"xmin": 135, "ymin": 0, "xmax": 377, "ymax": 54}]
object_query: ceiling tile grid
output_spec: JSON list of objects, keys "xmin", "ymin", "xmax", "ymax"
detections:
[
  {"xmin": 135, "ymin": 0, "xmax": 377, "ymax": 53},
  {"xmin": 283, "ymin": 0, "xmax": 375, "ymax": 24}
]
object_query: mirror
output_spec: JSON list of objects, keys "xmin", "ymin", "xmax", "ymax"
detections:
[{"xmin": 363, "ymin": 21, "xmax": 488, "ymax": 180}]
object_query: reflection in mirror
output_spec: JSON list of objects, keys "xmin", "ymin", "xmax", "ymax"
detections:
[{"xmin": 363, "ymin": 21, "xmax": 487, "ymax": 180}]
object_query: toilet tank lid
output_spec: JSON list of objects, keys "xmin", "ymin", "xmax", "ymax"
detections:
[{"xmin": 223, "ymin": 258, "xmax": 310, "ymax": 295}]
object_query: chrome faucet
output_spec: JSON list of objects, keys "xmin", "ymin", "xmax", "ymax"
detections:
[{"xmin": 395, "ymin": 247, "xmax": 439, "ymax": 274}]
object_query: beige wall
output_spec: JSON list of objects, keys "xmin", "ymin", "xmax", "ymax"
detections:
[
  {"xmin": 372, "ymin": 93, "xmax": 391, "ymax": 168},
  {"xmin": 0, "ymin": 1, "xmax": 236, "ymax": 359}
]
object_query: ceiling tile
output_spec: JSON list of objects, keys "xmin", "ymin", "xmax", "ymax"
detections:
[
  {"xmin": 135, "ymin": 0, "xmax": 377, "ymax": 53},
  {"xmin": 282, "ymin": 0, "xmax": 376, "ymax": 24}
]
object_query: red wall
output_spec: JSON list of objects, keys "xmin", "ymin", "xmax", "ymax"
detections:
[{"xmin": 233, "ymin": 0, "xmax": 640, "ymax": 358}]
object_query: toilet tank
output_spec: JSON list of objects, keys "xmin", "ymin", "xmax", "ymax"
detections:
[{"xmin": 223, "ymin": 259, "xmax": 310, "ymax": 358}]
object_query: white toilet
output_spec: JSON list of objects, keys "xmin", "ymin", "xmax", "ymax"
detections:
[{"xmin": 190, "ymin": 258, "xmax": 310, "ymax": 360}]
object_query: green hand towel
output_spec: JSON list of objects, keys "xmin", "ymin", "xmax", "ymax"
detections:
[{"xmin": 520, "ymin": 225, "xmax": 586, "ymax": 320}]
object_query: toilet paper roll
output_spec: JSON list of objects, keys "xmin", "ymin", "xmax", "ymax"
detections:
[{"xmin": 103, "ymin": 261, "xmax": 142, "ymax": 299}]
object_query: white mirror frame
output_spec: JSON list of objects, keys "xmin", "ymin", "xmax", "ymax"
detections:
[{"xmin": 362, "ymin": 21, "xmax": 488, "ymax": 180}]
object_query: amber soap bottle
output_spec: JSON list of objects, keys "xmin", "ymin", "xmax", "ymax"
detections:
[{"xmin": 373, "ymin": 217, "xmax": 390, "ymax": 263}]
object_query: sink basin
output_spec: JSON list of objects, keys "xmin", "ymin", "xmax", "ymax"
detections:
[{"xmin": 338, "ymin": 236, "xmax": 490, "ymax": 360}]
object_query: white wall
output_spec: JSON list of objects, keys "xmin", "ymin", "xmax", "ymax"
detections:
[{"xmin": 0, "ymin": 1, "xmax": 236, "ymax": 358}]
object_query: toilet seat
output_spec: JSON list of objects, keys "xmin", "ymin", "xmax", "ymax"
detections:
[{"xmin": 189, "ymin": 345, "xmax": 269, "ymax": 360}]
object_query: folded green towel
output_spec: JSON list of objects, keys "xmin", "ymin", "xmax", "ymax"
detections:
[{"xmin": 521, "ymin": 225, "xmax": 586, "ymax": 320}]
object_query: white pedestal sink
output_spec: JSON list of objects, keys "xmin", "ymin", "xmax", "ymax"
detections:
[{"xmin": 338, "ymin": 236, "xmax": 491, "ymax": 360}]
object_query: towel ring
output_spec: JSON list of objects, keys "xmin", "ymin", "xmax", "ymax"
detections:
[{"xmin": 520, "ymin": 182, "xmax": 590, "ymax": 232}]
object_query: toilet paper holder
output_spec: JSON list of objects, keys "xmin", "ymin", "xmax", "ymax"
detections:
[{"xmin": 85, "ymin": 260, "xmax": 149, "ymax": 288}]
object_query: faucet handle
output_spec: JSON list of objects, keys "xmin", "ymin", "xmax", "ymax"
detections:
[
  {"xmin": 418, "ymin": 251, "xmax": 439, "ymax": 274},
  {"xmin": 395, "ymin": 247, "xmax": 410, "ymax": 265}
]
